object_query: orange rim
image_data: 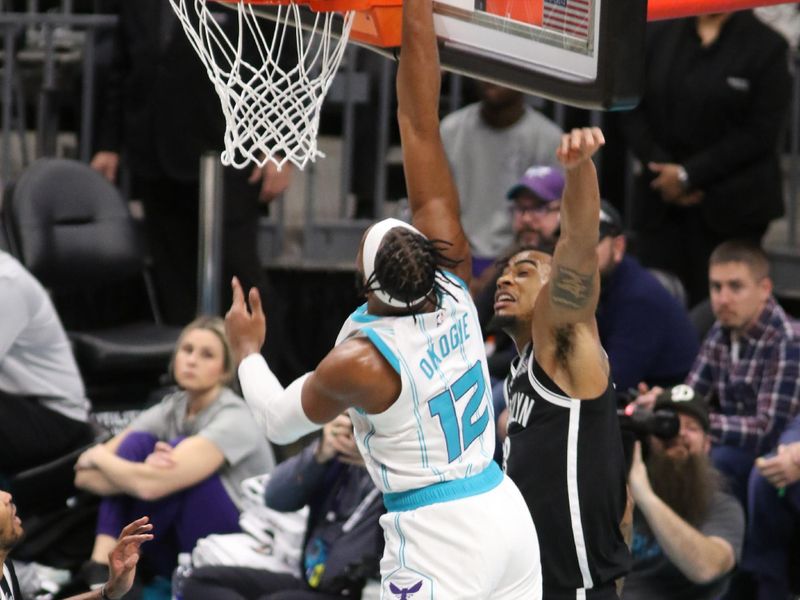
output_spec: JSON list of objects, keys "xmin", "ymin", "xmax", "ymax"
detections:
[{"xmin": 216, "ymin": 0, "xmax": 404, "ymax": 46}]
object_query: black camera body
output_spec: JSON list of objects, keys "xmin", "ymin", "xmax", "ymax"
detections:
[
  {"xmin": 618, "ymin": 408, "xmax": 680, "ymax": 471},
  {"xmin": 618, "ymin": 409, "xmax": 680, "ymax": 441}
]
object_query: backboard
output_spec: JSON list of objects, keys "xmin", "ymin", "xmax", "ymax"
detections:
[{"xmin": 248, "ymin": 0, "xmax": 648, "ymax": 110}]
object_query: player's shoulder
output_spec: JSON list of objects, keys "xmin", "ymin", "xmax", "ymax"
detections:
[
  {"xmin": 321, "ymin": 336, "xmax": 398, "ymax": 386},
  {"xmin": 317, "ymin": 335, "xmax": 402, "ymax": 413}
]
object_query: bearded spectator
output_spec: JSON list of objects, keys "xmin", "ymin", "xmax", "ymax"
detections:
[{"xmin": 624, "ymin": 385, "xmax": 745, "ymax": 600}]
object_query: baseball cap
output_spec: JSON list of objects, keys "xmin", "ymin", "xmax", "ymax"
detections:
[
  {"xmin": 653, "ymin": 384, "xmax": 710, "ymax": 431},
  {"xmin": 506, "ymin": 166, "xmax": 565, "ymax": 203},
  {"xmin": 599, "ymin": 200, "xmax": 623, "ymax": 239}
]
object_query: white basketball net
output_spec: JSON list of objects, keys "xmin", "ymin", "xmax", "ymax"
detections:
[{"xmin": 168, "ymin": 0, "xmax": 355, "ymax": 170}]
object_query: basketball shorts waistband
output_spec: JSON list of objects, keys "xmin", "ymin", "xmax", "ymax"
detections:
[{"xmin": 383, "ymin": 462, "xmax": 504, "ymax": 512}]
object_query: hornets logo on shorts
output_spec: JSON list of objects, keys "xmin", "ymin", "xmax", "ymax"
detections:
[{"xmin": 384, "ymin": 568, "xmax": 432, "ymax": 599}]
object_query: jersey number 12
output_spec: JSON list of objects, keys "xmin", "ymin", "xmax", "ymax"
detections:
[{"xmin": 428, "ymin": 361, "xmax": 489, "ymax": 462}]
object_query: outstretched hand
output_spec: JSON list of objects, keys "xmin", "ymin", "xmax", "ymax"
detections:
[
  {"xmin": 225, "ymin": 277, "xmax": 267, "ymax": 365},
  {"xmin": 316, "ymin": 414, "xmax": 364, "ymax": 466},
  {"xmin": 556, "ymin": 127, "xmax": 605, "ymax": 170},
  {"xmin": 103, "ymin": 517, "xmax": 154, "ymax": 600}
]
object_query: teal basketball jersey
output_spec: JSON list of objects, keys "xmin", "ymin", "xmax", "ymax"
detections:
[{"xmin": 335, "ymin": 271, "xmax": 495, "ymax": 494}]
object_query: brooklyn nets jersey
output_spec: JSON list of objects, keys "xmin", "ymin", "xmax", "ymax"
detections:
[
  {"xmin": 335, "ymin": 271, "xmax": 495, "ymax": 495},
  {"xmin": 503, "ymin": 345, "xmax": 630, "ymax": 595}
]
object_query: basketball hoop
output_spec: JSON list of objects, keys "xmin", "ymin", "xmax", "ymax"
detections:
[{"xmin": 168, "ymin": 0, "xmax": 400, "ymax": 170}]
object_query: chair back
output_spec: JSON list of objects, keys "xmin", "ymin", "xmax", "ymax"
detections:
[{"xmin": 4, "ymin": 158, "xmax": 144, "ymax": 291}]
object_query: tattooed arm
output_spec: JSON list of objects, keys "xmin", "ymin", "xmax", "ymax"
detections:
[{"xmin": 532, "ymin": 128, "xmax": 608, "ymax": 398}]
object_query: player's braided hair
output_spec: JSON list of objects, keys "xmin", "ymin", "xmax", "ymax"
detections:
[{"xmin": 361, "ymin": 227, "xmax": 460, "ymax": 314}]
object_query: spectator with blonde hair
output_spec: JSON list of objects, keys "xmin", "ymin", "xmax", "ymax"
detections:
[{"xmin": 74, "ymin": 316, "xmax": 275, "ymax": 586}]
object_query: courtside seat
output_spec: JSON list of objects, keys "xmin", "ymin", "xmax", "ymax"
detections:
[{"xmin": 1, "ymin": 158, "xmax": 181, "ymax": 409}]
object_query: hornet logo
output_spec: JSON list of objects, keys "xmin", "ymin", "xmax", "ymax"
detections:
[{"xmin": 389, "ymin": 580, "xmax": 423, "ymax": 599}]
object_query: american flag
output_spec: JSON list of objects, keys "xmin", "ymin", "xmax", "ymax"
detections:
[{"xmin": 542, "ymin": 0, "xmax": 592, "ymax": 40}]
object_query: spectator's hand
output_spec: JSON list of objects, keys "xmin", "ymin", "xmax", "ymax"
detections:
[
  {"xmin": 224, "ymin": 276, "xmax": 266, "ymax": 364},
  {"xmin": 90, "ymin": 151, "xmax": 121, "ymax": 184},
  {"xmin": 633, "ymin": 383, "xmax": 663, "ymax": 411},
  {"xmin": 249, "ymin": 161, "xmax": 293, "ymax": 203},
  {"xmin": 648, "ymin": 162, "xmax": 685, "ymax": 202},
  {"xmin": 145, "ymin": 442, "xmax": 176, "ymax": 469},
  {"xmin": 628, "ymin": 441, "xmax": 654, "ymax": 504},
  {"xmin": 75, "ymin": 443, "xmax": 108, "ymax": 471},
  {"xmin": 103, "ymin": 517, "xmax": 154, "ymax": 600},
  {"xmin": 556, "ymin": 127, "xmax": 605, "ymax": 170},
  {"xmin": 316, "ymin": 414, "xmax": 363, "ymax": 466},
  {"xmin": 670, "ymin": 190, "xmax": 704, "ymax": 208},
  {"xmin": 756, "ymin": 443, "xmax": 800, "ymax": 490}
]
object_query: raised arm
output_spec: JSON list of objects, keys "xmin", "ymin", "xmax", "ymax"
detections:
[
  {"xmin": 532, "ymin": 128, "xmax": 607, "ymax": 397},
  {"xmin": 228, "ymin": 278, "xmax": 398, "ymax": 444},
  {"xmin": 397, "ymin": 0, "xmax": 471, "ymax": 284}
]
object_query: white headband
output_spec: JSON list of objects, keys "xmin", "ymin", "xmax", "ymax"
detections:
[{"xmin": 362, "ymin": 218, "xmax": 430, "ymax": 308}]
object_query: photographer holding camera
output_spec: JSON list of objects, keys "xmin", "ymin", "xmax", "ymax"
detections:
[{"xmin": 623, "ymin": 386, "xmax": 744, "ymax": 600}]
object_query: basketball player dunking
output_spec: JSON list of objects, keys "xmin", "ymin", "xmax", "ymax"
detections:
[
  {"xmin": 224, "ymin": 0, "xmax": 542, "ymax": 597},
  {"xmin": 493, "ymin": 128, "xmax": 632, "ymax": 599}
]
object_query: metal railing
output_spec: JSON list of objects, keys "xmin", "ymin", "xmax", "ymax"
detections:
[{"xmin": 0, "ymin": 11, "xmax": 117, "ymax": 183}]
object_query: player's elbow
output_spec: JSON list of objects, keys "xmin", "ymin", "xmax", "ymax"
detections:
[
  {"xmin": 266, "ymin": 428, "xmax": 303, "ymax": 446},
  {"xmin": 686, "ymin": 548, "xmax": 735, "ymax": 584},
  {"xmin": 686, "ymin": 564, "xmax": 728, "ymax": 585}
]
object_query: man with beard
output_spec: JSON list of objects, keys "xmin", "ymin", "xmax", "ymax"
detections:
[
  {"xmin": 623, "ymin": 385, "xmax": 744, "ymax": 600},
  {"xmin": 0, "ymin": 489, "xmax": 153, "ymax": 600},
  {"xmin": 494, "ymin": 127, "xmax": 631, "ymax": 599},
  {"xmin": 594, "ymin": 200, "xmax": 699, "ymax": 393}
]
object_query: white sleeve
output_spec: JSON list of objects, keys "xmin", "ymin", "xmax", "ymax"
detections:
[{"xmin": 238, "ymin": 354, "xmax": 322, "ymax": 445}]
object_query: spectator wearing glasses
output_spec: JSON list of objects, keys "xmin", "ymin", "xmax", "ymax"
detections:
[
  {"xmin": 506, "ymin": 166, "xmax": 564, "ymax": 254},
  {"xmin": 474, "ymin": 166, "xmax": 565, "ymax": 384}
]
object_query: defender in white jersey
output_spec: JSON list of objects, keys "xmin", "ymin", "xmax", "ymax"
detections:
[{"xmin": 224, "ymin": 0, "xmax": 541, "ymax": 597}]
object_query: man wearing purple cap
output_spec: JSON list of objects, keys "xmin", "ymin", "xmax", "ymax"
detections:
[
  {"xmin": 472, "ymin": 165, "xmax": 565, "ymax": 389},
  {"xmin": 506, "ymin": 166, "xmax": 565, "ymax": 253}
]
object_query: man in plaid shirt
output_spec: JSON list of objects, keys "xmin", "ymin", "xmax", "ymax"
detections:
[{"xmin": 640, "ymin": 240, "xmax": 800, "ymax": 507}]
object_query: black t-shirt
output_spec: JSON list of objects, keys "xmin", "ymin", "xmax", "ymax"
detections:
[{"xmin": 503, "ymin": 346, "xmax": 631, "ymax": 595}]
